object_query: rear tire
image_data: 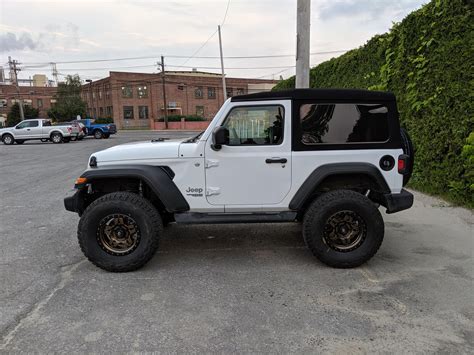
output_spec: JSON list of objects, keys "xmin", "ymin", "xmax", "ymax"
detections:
[
  {"xmin": 78, "ymin": 192, "xmax": 162, "ymax": 272},
  {"xmin": 2, "ymin": 134, "xmax": 14, "ymax": 145},
  {"xmin": 94, "ymin": 130, "xmax": 103, "ymax": 139},
  {"xmin": 303, "ymin": 190, "xmax": 384, "ymax": 268},
  {"xmin": 51, "ymin": 132, "xmax": 63, "ymax": 144}
]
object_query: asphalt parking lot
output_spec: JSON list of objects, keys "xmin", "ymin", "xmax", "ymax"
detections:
[{"xmin": 0, "ymin": 131, "xmax": 473, "ymax": 352}]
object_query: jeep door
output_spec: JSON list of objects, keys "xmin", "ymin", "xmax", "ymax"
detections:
[{"xmin": 204, "ymin": 100, "xmax": 292, "ymax": 207}]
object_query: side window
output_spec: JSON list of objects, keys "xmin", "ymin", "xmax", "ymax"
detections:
[
  {"xmin": 16, "ymin": 122, "xmax": 28, "ymax": 129},
  {"xmin": 223, "ymin": 105, "xmax": 284, "ymax": 145},
  {"xmin": 299, "ymin": 103, "xmax": 389, "ymax": 144},
  {"xmin": 43, "ymin": 120, "xmax": 52, "ymax": 127},
  {"xmin": 28, "ymin": 120, "xmax": 39, "ymax": 127}
]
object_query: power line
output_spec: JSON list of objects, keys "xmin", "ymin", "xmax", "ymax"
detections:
[
  {"xmin": 21, "ymin": 64, "xmax": 295, "ymax": 72},
  {"xmin": 221, "ymin": 0, "xmax": 231, "ymax": 26},
  {"xmin": 19, "ymin": 49, "xmax": 349, "ymax": 66}
]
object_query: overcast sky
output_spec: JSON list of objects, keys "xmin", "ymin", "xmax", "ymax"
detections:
[{"xmin": 0, "ymin": 0, "xmax": 427, "ymax": 82}]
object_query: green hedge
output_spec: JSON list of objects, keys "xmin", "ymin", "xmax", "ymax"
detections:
[
  {"xmin": 274, "ymin": 0, "xmax": 474, "ymax": 207},
  {"xmin": 155, "ymin": 115, "xmax": 205, "ymax": 122}
]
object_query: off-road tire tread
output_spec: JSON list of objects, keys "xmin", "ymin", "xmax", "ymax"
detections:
[
  {"xmin": 303, "ymin": 189, "xmax": 384, "ymax": 268},
  {"xmin": 78, "ymin": 192, "xmax": 162, "ymax": 272}
]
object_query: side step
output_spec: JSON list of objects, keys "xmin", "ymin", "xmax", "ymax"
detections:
[{"xmin": 174, "ymin": 211, "xmax": 297, "ymax": 224}]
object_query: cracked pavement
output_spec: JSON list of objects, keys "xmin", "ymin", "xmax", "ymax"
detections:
[{"xmin": 0, "ymin": 131, "xmax": 473, "ymax": 352}]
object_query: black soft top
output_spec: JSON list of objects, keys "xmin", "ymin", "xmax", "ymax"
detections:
[{"xmin": 231, "ymin": 88, "xmax": 395, "ymax": 102}]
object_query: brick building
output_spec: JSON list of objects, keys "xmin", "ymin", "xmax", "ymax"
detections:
[
  {"xmin": 0, "ymin": 85, "xmax": 57, "ymax": 126},
  {"xmin": 82, "ymin": 71, "xmax": 277, "ymax": 129}
]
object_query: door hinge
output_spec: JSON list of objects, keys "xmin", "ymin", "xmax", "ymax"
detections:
[
  {"xmin": 206, "ymin": 187, "xmax": 221, "ymax": 196},
  {"xmin": 205, "ymin": 159, "xmax": 219, "ymax": 168}
]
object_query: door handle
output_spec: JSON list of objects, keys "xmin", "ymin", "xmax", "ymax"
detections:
[
  {"xmin": 26, "ymin": 129, "xmax": 30, "ymax": 131},
  {"xmin": 265, "ymin": 158, "xmax": 287, "ymax": 164}
]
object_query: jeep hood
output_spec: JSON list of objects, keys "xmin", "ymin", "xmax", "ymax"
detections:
[{"xmin": 93, "ymin": 139, "xmax": 182, "ymax": 162}]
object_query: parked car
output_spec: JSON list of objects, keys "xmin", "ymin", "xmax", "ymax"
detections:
[
  {"xmin": 65, "ymin": 88, "xmax": 414, "ymax": 272},
  {"xmin": 73, "ymin": 118, "xmax": 117, "ymax": 139},
  {"xmin": 1, "ymin": 119, "xmax": 80, "ymax": 145}
]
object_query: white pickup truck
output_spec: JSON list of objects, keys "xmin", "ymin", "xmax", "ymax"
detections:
[{"xmin": 0, "ymin": 119, "xmax": 80, "ymax": 145}]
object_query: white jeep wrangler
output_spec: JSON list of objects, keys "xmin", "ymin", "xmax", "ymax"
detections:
[{"xmin": 64, "ymin": 89, "xmax": 414, "ymax": 272}]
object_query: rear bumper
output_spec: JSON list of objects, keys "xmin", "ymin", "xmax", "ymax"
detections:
[{"xmin": 380, "ymin": 189, "xmax": 414, "ymax": 214}]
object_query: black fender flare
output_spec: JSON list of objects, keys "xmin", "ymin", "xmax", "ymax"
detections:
[
  {"xmin": 289, "ymin": 163, "xmax": 391, "ymax": 210},
  {"xmin": 80, "ymin": 165, "xmax": 189, "ymax": 212}
]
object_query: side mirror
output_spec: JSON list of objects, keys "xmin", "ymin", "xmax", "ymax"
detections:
[{"xmin": 211, "ymin": 126, "xmax": 229, "ymax": 151}]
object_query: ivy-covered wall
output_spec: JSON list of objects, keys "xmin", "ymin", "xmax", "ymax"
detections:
[{"xmin": 275, "ymin": 0, "xmax": 473, "ymax": 207}]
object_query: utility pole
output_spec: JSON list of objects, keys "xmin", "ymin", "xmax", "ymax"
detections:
[
  {"xmin": 51, "ymin": 62, "xmax": 59, "ymax": 86},
  {"xmin": 218, "ymin": 25, "xmax": 227, "ymax": 101},
  {"xmin": 295, "ymin": 0, "xmax": 311, "ymax": 88},
  {"xmin": 8, "ymin": 56, "xmax": 25, "ymax": 120},
  {"xmin": 159, "ymin": 56, "xmax": 168, "ymax": 129}
]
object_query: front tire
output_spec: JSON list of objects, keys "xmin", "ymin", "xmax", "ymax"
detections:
[
  {"xmin": 303, "ymin": 190, "xmax": 384, "ymax": 268},
  {"xmin": 78, "ymin": 192, "xmax": 162, "ymax": 272},
  {"xmin": 2, "ymin": 134, "xmax": 14, "ymax": 145}
]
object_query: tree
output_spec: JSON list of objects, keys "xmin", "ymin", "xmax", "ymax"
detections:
[
  {"xmin": 7, "ymin": 103, "xmax": 39, "ymax": 126},
  {"xmin": 48, "ymin": 74, "xmax": 87, "ymax": 122}
]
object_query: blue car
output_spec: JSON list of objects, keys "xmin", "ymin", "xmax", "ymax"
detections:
[{"xmin": 73, "ymin": 118, "xmax": 117, "ymax": 139}]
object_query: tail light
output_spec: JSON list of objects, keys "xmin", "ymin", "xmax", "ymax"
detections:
[
  {"xmin": 67, "ymin": 127, "xmax": 72, "ymax": 133},
  {"xmin": 398, "ymin": 154, "xmax": 409, "ymax": 174}
]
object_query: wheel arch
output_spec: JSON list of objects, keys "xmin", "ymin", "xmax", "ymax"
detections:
[
  {"xmin": 78, "ymin": 165, "xmax": 189, "ymax": 214},
  {"xmin": 289, "ymin": 163, "xmax": 391, "ymax": 211},
  {"xmin": 49, "ymin": 130, "xmax": 63, "ymax": 137}
]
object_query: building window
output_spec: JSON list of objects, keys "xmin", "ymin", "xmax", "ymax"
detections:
[
  {"xmin": 23, "ymin": 99, "xmax": 32, "ymax": 106},
  {"xmin": 226, "ymin": 88, "xmax": 233, "ymax": 97},
  {"xmin": 99, "ymin": 107, "xmax": 104, "ymax": 117},
  {"xmin": 92, "ymin": 91, "xmax": 96, "ymax": 99},
  {"xmin": 137, "ymin": 85, "xmax": 148, "ymax": 99},
  {"xmin": 236, "ymin": 88, "xmax": 245, "ymax": 95},
  {"xmin": 208, "ymin": 87, "xmax": 216, "ymax": 99},
  {"xmin": 93, "ymin": 108, "xmax": 97, "ymax": 118},
  {"xmin": 123, "ymin": 106, "xmax": 134, "ymax": 119},
  {"xmin": 37, "ymin": 99, "xmax": 43, "ymax": 108},
  {"xmin": 50, "ymin": 99, "xmax": 57, "ymax": 106},
  {"xmin": 196, "ymin": 105, "xmax": 204, "ymax": 117},
  {"xmin": 195, "ymin": 87, "xmax": 203, "ymax": 99},
  {"xmin": 99, "ymin": 90, "xmax": 102, "ymax": 99},
  {"xmin": 106, "ymin": 106, "xmax": 113, "ymax": 117},
  {"xmin": 105, "ymin": 88, "xmax": 110, "ymax": 99},
  {"xmin": 138, "ymin": 106, "xmax": 149, "ymax": 119},
  {"xmin": 121, "ymin": 85, "xmax": 133, "ymax": 98},
  {"xmin": 0, "ymin": 99, "xmax": 7, "ymax": 107},
  {"xmin": 178, "ymin": 84, "xmax": 184, "ymax": 91}
]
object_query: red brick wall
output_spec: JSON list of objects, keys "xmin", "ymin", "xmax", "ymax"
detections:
[
  {"xmin": 82, "ymin": 71, "xmax": 277, "ymax": 129},
  {"xmin": 0, "ymin": 85, "xmax": 57, "ymax": 122}
]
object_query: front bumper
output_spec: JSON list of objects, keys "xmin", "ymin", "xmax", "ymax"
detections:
[
  {"xmin": 377, "ymin": 189, "xmax": 414, "ymax": 214},
  {"xmin": 64, "ymin": 189, "xmax": 84, "ymax": 214}
]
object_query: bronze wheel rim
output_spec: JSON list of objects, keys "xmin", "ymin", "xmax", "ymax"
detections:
[
  {"xmin": 323, "ymin": 210, "xmax": 366, "ymax": 252},
  {"xmin": 97, "ymin": 214, "xmax": 140, "ymax": 256}
]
